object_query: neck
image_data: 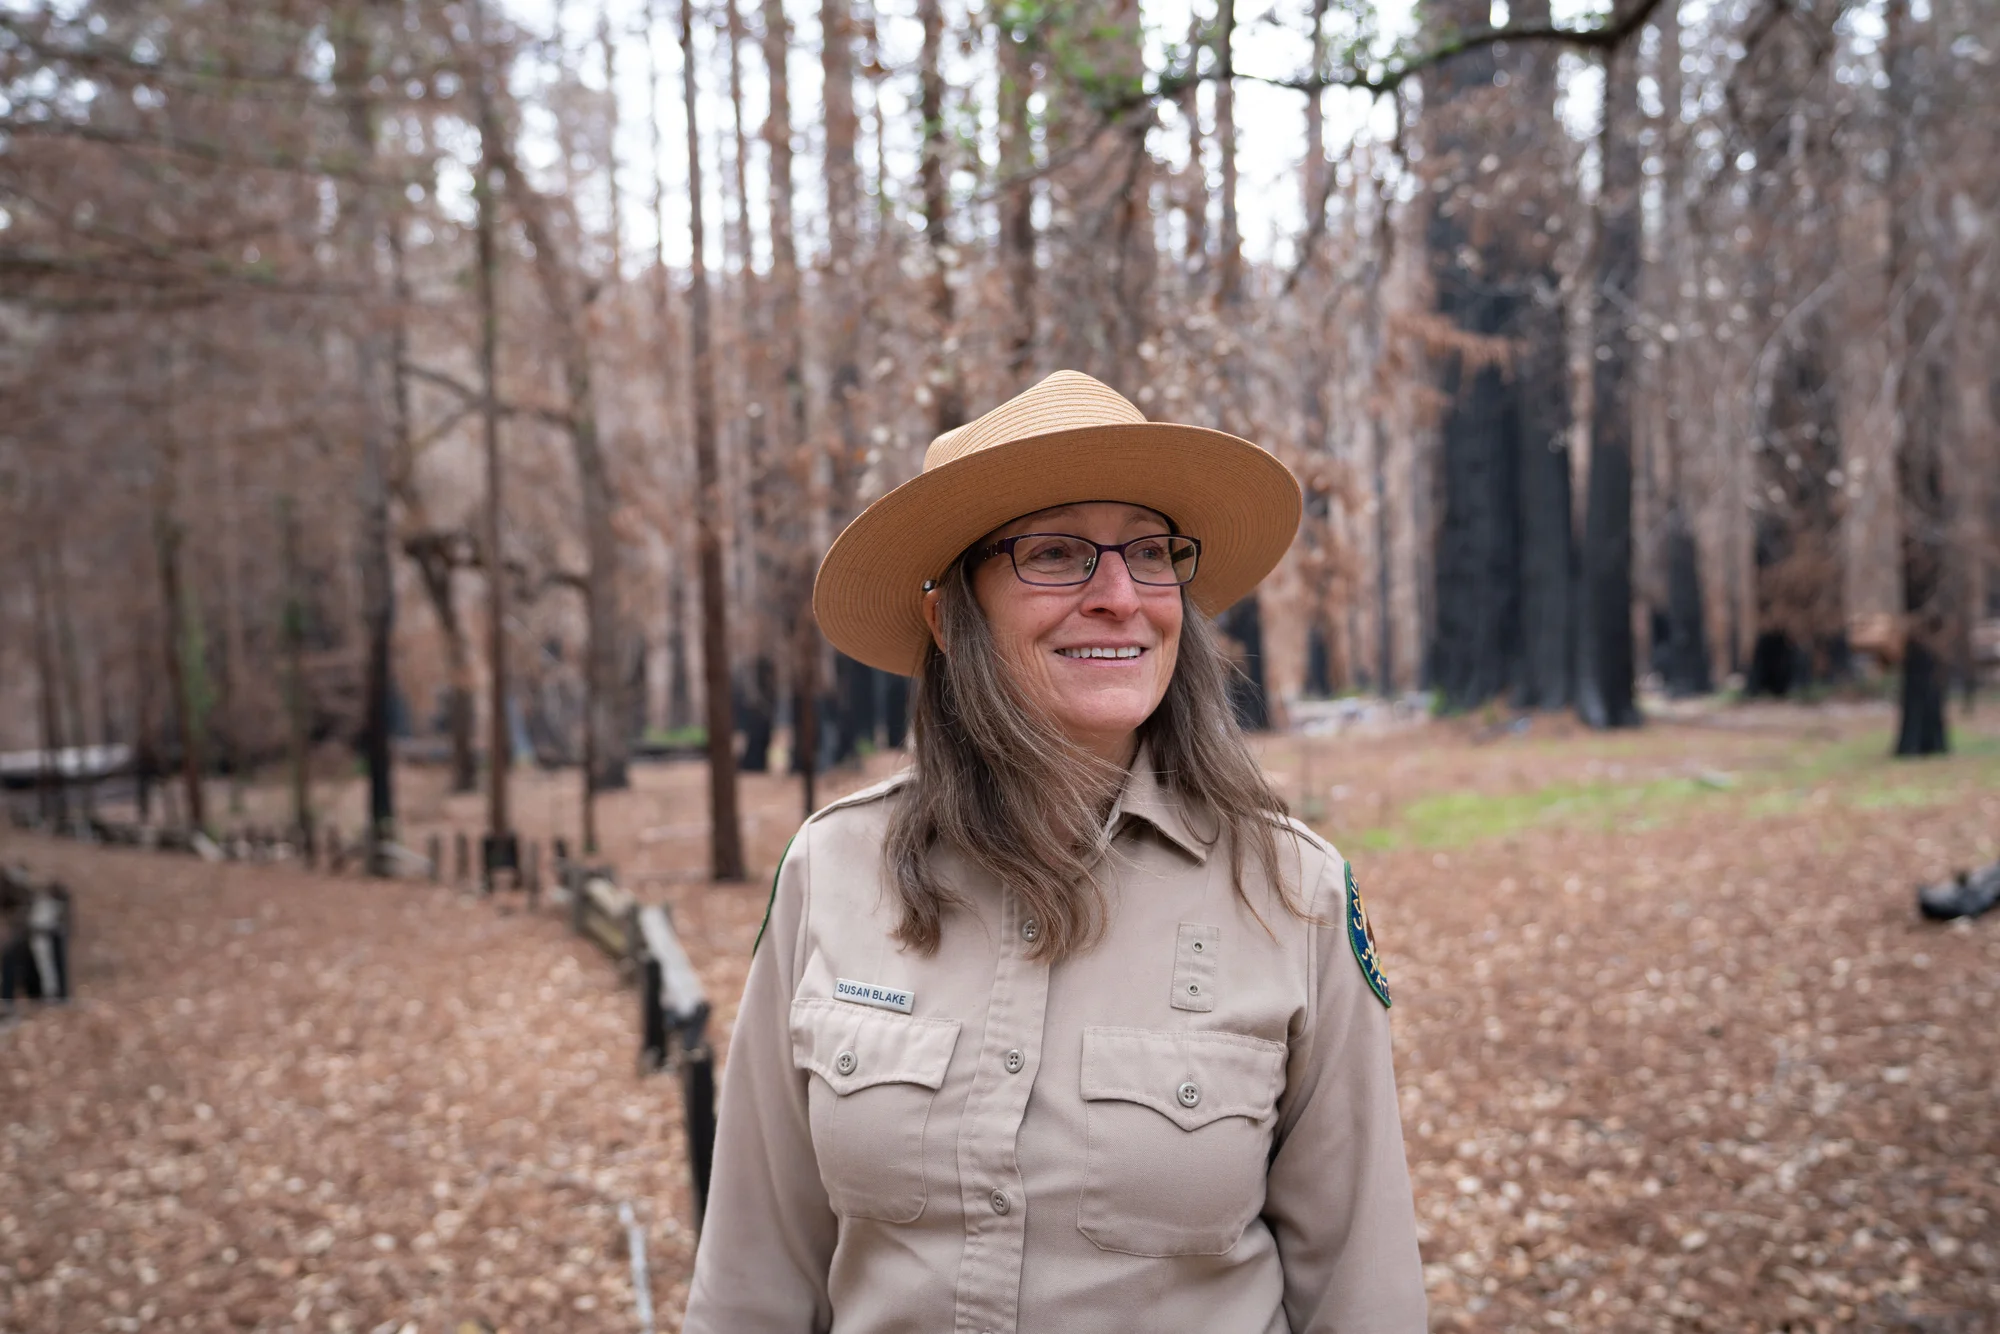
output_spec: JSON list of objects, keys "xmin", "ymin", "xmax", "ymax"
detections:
[{"xmin": 1069, "ymin": 729, "xmax": 1140, "ymax": 776}]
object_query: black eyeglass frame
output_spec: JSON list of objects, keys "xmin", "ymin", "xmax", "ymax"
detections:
[{"xmin": 968, "ymin": 532, "xmax": 1203, "ymax": 588}]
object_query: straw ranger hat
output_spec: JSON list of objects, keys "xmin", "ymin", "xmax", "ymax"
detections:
[{"xmin": 813, "ymin": 370, "xmax": 1303, "ymax": 675}]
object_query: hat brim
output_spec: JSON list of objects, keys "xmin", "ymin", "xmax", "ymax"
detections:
[{"xmin": 813, "ymin": 421, "xmax": 1303, "ymax": 675}]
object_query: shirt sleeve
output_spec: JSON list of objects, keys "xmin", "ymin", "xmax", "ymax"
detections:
[
  {"xmin": 1262, "ymin": 854, "xmax": 1428, "ymax": 1333},
  {"xmin": 682, "ymin": 828, "xmax": 838, "ymax": 1334}
]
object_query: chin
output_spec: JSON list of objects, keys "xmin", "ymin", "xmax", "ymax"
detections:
[{"xmin": 1052, "ymin": 700, "xmax": 1156, "ymax": 742}]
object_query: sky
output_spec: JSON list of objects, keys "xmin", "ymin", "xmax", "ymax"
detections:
[{"xmin": 497, "ymin": 0, "xmax": 1613, "ymax": 272}]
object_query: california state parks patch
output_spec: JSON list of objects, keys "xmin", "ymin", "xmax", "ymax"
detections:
[{"xmin": 1345, "ymin": 861, "xmax": 1392, "ymax": 1009}]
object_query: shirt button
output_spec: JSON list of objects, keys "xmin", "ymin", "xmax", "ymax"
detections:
[
  {"xmin": 835, "ymin": 1050, "xmax": 858, "ymax": 1076},
  {"xmin": 1004, "ymin": 1049, "xmax": 1024, "ymax": 1074},
  {"xmin": 990, "ymin": 1188, "xmax": 1011, "ymax": 1215},
  {"xmin": 1020, "ymin": 919, "xmax": 1039, "ymax": 944},
  {"xmin": 1177, "ymin": 1081, "xmax": 1201, "ymax": 1108},
  {"xmin": 1186, "ymin": 982, "xmax": 1201, "ymax": 998}
]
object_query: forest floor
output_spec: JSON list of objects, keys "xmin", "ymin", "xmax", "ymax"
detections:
[{"xmin": 4, "ymin": 697, "xmax": 1999, "ymax": 1332}]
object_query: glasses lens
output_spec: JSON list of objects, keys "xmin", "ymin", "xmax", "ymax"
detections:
[
  {"xmin": 1125, "ymin": 535, "xmax": 1199, "ymax": 585},
  {"xmin": 1012, "ymin": 534, "xmax": 1098, "ymax": 585}
]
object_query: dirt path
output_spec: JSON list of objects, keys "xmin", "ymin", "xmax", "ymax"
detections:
[{"xmin": 6, "ymin": 701, "xmax": 1998, "ymax": 1331}]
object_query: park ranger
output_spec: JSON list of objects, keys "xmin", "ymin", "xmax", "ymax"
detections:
[{"xmin": 683, "ymin": 372, "xmax": 1424, "ymax": 1332}]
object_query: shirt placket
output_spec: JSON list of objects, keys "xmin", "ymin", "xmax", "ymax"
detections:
[{"xmin": 951, "ymin": 887, "xmax": 1052, "ymax": 1334}]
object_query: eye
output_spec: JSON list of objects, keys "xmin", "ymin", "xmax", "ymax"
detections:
[
  {"xmin": 1129, "ymin": 539, "xmax": 1170, "ymax": 563},
  {"xmin": 1021, "ymin": 537, "xmax": 1085, "ymax": 567}
]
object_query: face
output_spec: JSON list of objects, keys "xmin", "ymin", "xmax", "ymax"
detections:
[{"xmin": 927, "ymin": 501, "xmax": 1184, "ymax": 765}]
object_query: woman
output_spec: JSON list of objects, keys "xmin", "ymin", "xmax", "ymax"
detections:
[{"xmin": 683, "ymin": 372, "xmax": 1424, "ymax": 1333}]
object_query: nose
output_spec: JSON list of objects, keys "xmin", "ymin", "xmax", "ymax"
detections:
[{"xmin": 1080, "ymin": 546, "xmax": 1143, "ymax": 617}]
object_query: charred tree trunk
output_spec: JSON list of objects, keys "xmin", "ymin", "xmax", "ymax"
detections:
[
  {"xmin": 1576, "ymin": 5, "xmax": 1643, "ymax": 730},
  {"xmin": 48, "ymin": 540, "xmax": 92, "ymax": 815},
  {"xmin": 30, "ymin": 550, "xmax": 66, "ymax": 823},
  {"xmin": 468, "ymin": 0, "xmax": 511, "ymax": 838},
  {"xmin": 1887, "ymin": 0, "xmax": 1951, "ymax": 757},
  {"xmin": 153, "ymin": 347, "xmax": 205, "ymax": 834},
  {"xmin": 1661, "ymin": 508, "xmax": 1713, "ymax": 696},
  {"xmin": 684, "ymin": 0, "xmax": 746, "ymax": 879},
  {"xmin": 335, "ymin": 2, "xmax": 397, "ymax": 872},
  {"xmin": 280, "ymin": 495, "xmax": 314, "ymax": 849},
  {"xmin": 134, "ymin": 618, "xmax": 156, "ymax": 824},
  {"xmin": 1422, "ymin": 0, "xmax": 1574, "ymax": 713}
]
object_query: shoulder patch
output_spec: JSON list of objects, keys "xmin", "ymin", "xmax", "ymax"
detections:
[{"xmin": 1345, "ymin": 861, "xmax": 1392, "ymax": 1009}]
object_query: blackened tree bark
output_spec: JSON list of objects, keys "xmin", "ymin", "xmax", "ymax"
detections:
[
  {"xmin": 1575, "ymin": 0, "xmax": 1643, "ymax": 730},
  {"xmin": 279, "ymin": 495, "xmax": 314, "ymax": 849},
  {"xmin": 1887, "ymin": 0, "xmax": 1951, "ymax": 757},
  {"xmin": 1661, "ymin": 508, "xmax": 1713, "ymax": 696},
  {"xmin": 30, "ymin": 549, "xmax": 66, "ymax": 823},
  {"xmin": 468, "ymin": 0, "xmax": 511, "ymax": 840},
  {"xmin": 154, "ymin": 343, "xmax": 205, "ymax": 834},
  {"xmin": 334, "ymin": 1, "xmax": 396, "ymax": 871},
  {"xmin": 1218, "ymin": 598, "xmax": 1270, "ymax": 731},
  {"xmin": 831, "ymin": 654, "xmax": 879, "ymax": 764},
  {"xmin": 1650, "ymin": 0, "xmax": 1710, "ymax": 698},
  {"xmin": 684, "ymin": 0, "xmax": 746, "ymax": 878},
  {"xmin": 1422, "ymin": 0, "xmax": 1574, "ymax": 713}
]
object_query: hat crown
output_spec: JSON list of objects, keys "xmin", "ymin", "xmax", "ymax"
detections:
[{"xmin": 923, "ymin": 370, "xmax": 1147, "ymax": 472}]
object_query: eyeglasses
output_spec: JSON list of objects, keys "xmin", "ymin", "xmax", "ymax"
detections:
[{"xmin": 971, "ymin": 532, "xmax": 1202, "ymax": 588}]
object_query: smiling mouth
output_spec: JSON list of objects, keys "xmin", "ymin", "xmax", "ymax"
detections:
[{"xmin": 1056, "ymin": 646, "xmax": 1146, "ymax": 660}]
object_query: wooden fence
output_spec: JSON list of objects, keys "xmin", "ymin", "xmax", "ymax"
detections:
[{"xmin": 2, "ymin": 807, "xmax": 720, "ymax": 1229}]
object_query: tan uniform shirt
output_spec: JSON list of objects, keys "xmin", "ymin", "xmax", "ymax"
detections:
[{"xmin": 684, "ymin": 755, "xmax": 1426, "ymax": 1333}]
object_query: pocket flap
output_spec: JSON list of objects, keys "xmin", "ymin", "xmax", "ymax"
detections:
[
  {"xmin": 791, "ymin": 997, "xmax": 961, "ymax": 1096},
  {"xmin": 1080, "ymin": 1027, "xmax": 1285, "ymax": 1131}
]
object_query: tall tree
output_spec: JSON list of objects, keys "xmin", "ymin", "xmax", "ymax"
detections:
[
  {"xmin": 996, "ymin": 5, "xmax": 1038, "ymax": 384},
  {"xmin": 682, "ymin": 0, "xmax": 746, "ymax": 878},
  {"xmin": 468, "ymin": 0, "xmax": 513, "ymax": 843},
  {"xmin": 1885, "ymin": 0, "xmax": 1950, "ymax": 755},
  {"xmin": 333, "ymin": 0, "xmax": 398, "ymax": 872},
  {"xmin": 1421, "ymin": 0, "xmax": 1575, "ymax": 712},
  {"xmin": 1576, "ymin": 0, "xmax": 1644, "ymax": 729},
  {"xmin": 758, "ymin": 0, "xmax": 825, "ymax": 811},
  {"xmin": 917, "ymin": 0, "xmax": 965, "ymax": 435}
]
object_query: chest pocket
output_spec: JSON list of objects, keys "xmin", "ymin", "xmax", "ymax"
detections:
[
  {"xmin": 790, "ymin": 998, "xmax": 960, "ymax": 1223},
  {"xmin": 1078, "ymin": 1026, "xmax": 1287, "ymax": 1256}
]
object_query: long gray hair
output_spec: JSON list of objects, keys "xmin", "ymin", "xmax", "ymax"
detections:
[{"xmin": 883, "ymin": 549, "xmax": 1300, "ymax": 962}]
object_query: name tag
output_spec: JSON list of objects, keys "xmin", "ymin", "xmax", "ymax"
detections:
[{"xmin": 834, "ymin": 978, "xmax": 915, "ymax": 1013}]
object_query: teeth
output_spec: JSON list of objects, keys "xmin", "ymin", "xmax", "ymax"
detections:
[{"xmin": 1058, "ymin": 646, "xmax": 1143, "ymax": 659}]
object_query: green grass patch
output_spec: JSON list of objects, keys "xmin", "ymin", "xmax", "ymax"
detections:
[
  {"xmin": 642, "ymin": 724, "xmax": 708, "ymax": 749},
  {"xmin": 1322, "ymin": 724, "xmax": 2000, "ymax": 851},
  {"xmin": 1334, "ymin": 775, "xmax": 1720, "ymax": 851}
]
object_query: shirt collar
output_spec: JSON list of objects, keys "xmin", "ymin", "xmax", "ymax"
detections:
[{"xmin": 1109, "ymin": 741, "xmax": 1212, "ymax": 865}]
